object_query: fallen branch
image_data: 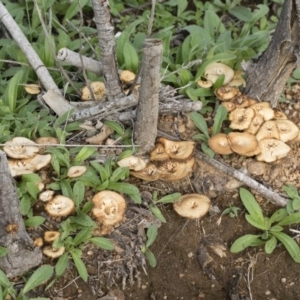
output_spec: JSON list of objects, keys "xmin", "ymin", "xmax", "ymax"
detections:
[{"xmin": 157, "ymin": 130, "xmax": 289, "ymax": 207}]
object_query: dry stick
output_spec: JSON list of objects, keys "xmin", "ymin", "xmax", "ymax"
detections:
[
  {"xmin": 134, "ymin": 39, "xmax": 163, "ymax": 154},
  {"xmin": 0, "ymin": 151, "xmax": 42, "ymax": 277},
  {"xmin": 157, "ymin": 130, "xmax": 289, "ymax": 207},
  {"xmin": 91, "ymin": 0, "xmax": 124, "ymax": 101}
]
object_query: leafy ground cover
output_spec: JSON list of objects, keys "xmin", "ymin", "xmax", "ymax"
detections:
[{"xmin": 2, "ymin": 0, "xmax": 300, "ymax": 299}]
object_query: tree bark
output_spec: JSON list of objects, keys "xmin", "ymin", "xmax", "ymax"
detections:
[
  {"xmin": 0, "ymin": 151, "xmax": 42, "ymax": 278},
  {"xmin": 134, "ymin": 39, "xmax": 163, "ymax": 154},
  {"xmin": 244, "ymin": 0, "xmax": 300, "ymax": 107}
]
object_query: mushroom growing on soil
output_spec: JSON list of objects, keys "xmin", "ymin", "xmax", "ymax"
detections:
[
  {"xmin": 208, "ymin": 133, "xmax": 233, "ymax": 155},
  {"xmin": 197, "ymin": 79, "xmax": 213, "ymax": 88},
  {"xmin": 246, "ymin": 115, "xmax": 264, "ymax": 135},
  {"xmin": 215, "ymin": 86, "xmax": 241, "ymax": 101},
  {"xmin": 39, "ymin": 190, "xmax": 55, "ymax": 202},
  {"xmin": 173, "ymin": 194, "xmax": 211, "ymax": 219},
  {"xmin": 227, "ymin": 132, "xmax": 258, "ymax": 156},
  {"xmin": 130, "ymin": 163, "xmax": 161, "ymax": 181},
  {"xmin": 158, "ymin": 138, "xmax": 195, "ymax": 160},
  {"xmin": 4, "ymin": 137, "xmax": 39, "ymax": 159},
  {"xmin": 117, "ymin": 155, "xmax": 147, "ymax": 172},
  {"xmin": 67, "ymin": 166, "xmax": 87, "ymax": 178},
  {"xmin": 204, "ymin": 63, "xmax": 234, "ymax": 85},
  {"xmin": 43, "ymin": 246, "xmax": 65, "ymax": 258},
  {"xmin": 44, "ymin": 231, "xmax": 60, "ymax": 243},
  {"xmin": 275, "ymin": 120, "xmax": 299, "ymax": 142},
  {"xmin": 85, "ymin": 124, "xmax": 114, "ymax": 145},
  {"xmin": 150, "ymin": 143, "xmax": 170, "ymax": 161},
  {"xmin": 81, "ymin": 81, "xmax": 106, "ymax": 101},
  {"xmin": 120, "ymin": 70, "xmax": 136, "ymax": 85},
  {"xmin": 255, "ymin": 121, "xmax": 280, "ymax": 141},
  {"xmin": 45, "ymin": 195, "xmax": 75, "ymax": 217},
  {"xmin": 229, "ymin": 107, "xmax": 255, "ymax": 130}
]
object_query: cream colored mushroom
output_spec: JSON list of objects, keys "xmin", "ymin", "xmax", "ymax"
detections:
[
  {"xmin": 158, "ymin": 138, "xmax": 195, "ymax": 160},
  {"xmin": 231, "ymin": 95, "xmax": 250, "ymax": 108},
  {"xmin": 150, "ymin": 143, "xmax": 170, "ymax": 161},
  {"xmin": 24, "ymin": 84, "xmax": 41, "ymax": 94},
  {"xmin": 4, "ymin": 137, "xmax": 39, "ymax": 159},
  {"xmin": 275, "ymin": 120, "xmax": 299, "ymax": 142},
  {"xmin": 33, "ymin": 237, "xmax": 43, "ymax": 247},
  {"xmin": 44, "ymin": 231, "xmax": 60, "ymax": 243},
  {"xmin": 85, "ymin": 124, "xmax": 114, "ymax": 145},
  {"xmin": 117, "ymin": 155, "xmax": 147, "ymax": 172},
  {"xmin": 8, "ymin": 154, "xmax": 52, "ymax": 177},
  {"xmin": 45, "ymin": 195, "xmax": 75, "ymax": 217},
  {"xmin": 273, "ymin": 111, "xmax": 287, "ymax": 120},
  {"xmin": 197, "ymin": 79, "xmax": 213, "ymax": 88},
  {"xmin": 35, "ymin": 136, "xmax": 59, "ymax": 145},
  {"xmin": 120, "ymin": 70, "xmax": 136, "ymax": 84},
  {"xmin": 81, "ymin": 81, "xmax": 106, "ymax": 101},
  {"xmin": 204, "ymin": 63, "xmax": 234, "ymax": 84},
  {"xmin": 67, "ymin": 166, "xmax": 87, "ymax": 178},
  {"xmin": 131, "ymin": 163, "xmax": 161, "ymax": 181},
  {"xmin": 173, "ymin": 194, "xmax": 211, "ymax": 219},
  {"xmin": 227, "ymin": 132, "xmax": 258, "ymax": 156},
  {"xmin": 43, "ymin": 246, "xmax": 65, "ymax": 258},
  {"xmin": 245, "ymin": 115, "xmax": 264, "ymax": 135},
  {"xmin": 92, "ymin": 191, "xmax": 126, "ymax": 226},
  {"xmin": 256, "ymin": 138, "xmax": 291, "ymax": 163},
  {"xmin": 215, "ymin": 86, "xmax": 241, "ymax": 101},
  {"xmin": 229, "ymin": 107, "xmax": 255, "ymax": 130},
  {"xmin": 208, "ymin": 133, "xmax": 233, "ymax": 155},
  {"xmin": 221, "ymin": 102, "xmax": 236, "ymax": 112},
  {"xmin": 39, "ymin": 190, "xmax": 55, "ymax": 202},
  {"xmin": 255, "ymin": 121, "xmax": 280, "ymax": 141},
  {"xmin": 228, "ymin": 70, "xmax": 246, "ymax": 87}
]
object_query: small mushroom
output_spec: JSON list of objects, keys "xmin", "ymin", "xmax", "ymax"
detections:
[
  {"xmin": 117, "ymin": 155, "xmax": 147, "ymax": 172},
  {"xmin": 255, "ymin": 121, "xmax": 280, "ymax": 141},
  {"xmin": 92, "ymin": 191, "xmax": 126, "ymax": 227},
  {"xmin": 4, "ymin": 137, "xmax": 39, "ymax": 159},
  {"xmin": 215, "ymin": 86, "xmax": 241, "ymax": 101},
  {"xmin": 43, "ymin": 246, "xmax": 65, "ymax": 258},
  {"xmin": 273, "ymin": 111, "xmax": 287, "ymax": 120},
  {"xmin": 39, "ymin": 190, "xmax": 55, "ymax": 202},
  {"xmin": 197, "ymin": 79, "xmax": 213, "ymax": 88},
  {"xmin": 229, "ymin": 107, "xmax": 255, "ymax": 130},
  {"xmin": 81, "ymin": 81, "xmax": 106, "ymax": 101},
  {"xmin": 250, "ymin": 103, "xmax": 274, "ymax": 121},
  {"xmin": 245, "ymin": 115, "xmax": 264, "ymax": 135},
  {"xmin": 33, "ymin": 237, "xmax": 43, "ymax": 247},
  {"xmin": 204, "ymin": 63, "xmax": 234, "ymax": 84},
  {"xmin": 221, "ymin": 102, "xmax": 236, "ymax": 112},
  {"xmin": 173, "ymin": 194, "xmax": 211, "ymax": 219},
  {"xmin": 8, "ymin": 154, "xmax": 52, "ymax": 177},
  {"xmin": 228, "ymin": 70, "xmax": 246, "ymax": 87},
  {"xmin": 230, "ymin": 95, "xmax": 250, "ymax": 108},
  {"xmin": 67, "ymin": 166, "xmax": 87, "ymax": 178},
  {"xmin": 275, "ymin": 120, "xmax": 299, "ymax": 142},
  {"xmin": 131, "ymin": 163, "xmax": 161, "ymax": 181},
  {"xmin": 35, "ymin": 137, "xmax": 59, "ymax": 152},
  {"xmin": 150, "ymin": 143, "xmax": 170, "ymax": 161},
  {"xmin": 208, "ymin": 133, "xmax": 233, "ymax": 155},
  {"xmin": 158, "ymin": 138, "xmax": 195, "ymax": 160},
  {"xmin": 85, "ymin": 124, "xmax": 114, "ymax": 145},
  {"xmin": 45, "ymin": 195, "xmax": 75, "ymax": 217},
  {"xmin": 256, "ymin": 138, "xmax": 291, "ymax": 162},
  {"xmin": 120, "ymin": 70, "xmax": 136, "ymax": 85},
  {"xmin": 24, "ymin": 83, "xmax": 41, "ymax": 94},
  {"xmin": 228, "ymin": 132, "xmax": 258, "ymax": 156},
  {"xmin": 44, "ymin": 231, "xmax": 60, "ymax": 243}
]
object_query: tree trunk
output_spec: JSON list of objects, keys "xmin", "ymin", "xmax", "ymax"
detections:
[
  {"xmin": 0, "ymin": 151, "xmax": 42, "ymax": 278},
  {"xmin": 244, "ymin": 0, "xmax": 300, "ymax": 107}
]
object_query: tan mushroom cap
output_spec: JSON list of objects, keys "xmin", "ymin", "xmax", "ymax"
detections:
[
  {"xmin": 120, "ymin": 70, "xmax": 136, "ymax": 83},
  {"xmin": 158, "ymin": 138, "xmax": 195, "ymax": 160},
  {"xmin": 250, "ymin": 102, "xmax": 274, "ymax": 121},
  {"xmin": 44, "ymin": 231, "xmax": 60, "ymax": 242},
  {"xmin": 275, "ymin": 120, "xmax": 299, "ymax": 142},
  {"xmin": 92, "ymin": 191, "xmax": 126, "ymax": 226},
  {"xmin": 204, "ymin": 63, "xmax": 234, "ymax": 84},
  {"xmin": 256, "ymin": 138, "xmax": 291, "ymax": 163},
  {"xmin": 81, "ymin": 81, "xmax": 106, "ymax": 101},
  {"xmin": 245, "ymin": 115, "xmax": 264, "ymax": 135},
  {"xmin": 8, "ymin": 154, "xmax": 52, "ymax": 177},
  {"xmin": 67, "ymin": 166, "xmax": 87, "ymax": 178},
  {"xmin": 215, "ymin": 86, "xmax": 241, "ymax": 101},
  {"xmin": 273, "ymin": 111, "xmax": 287, "ymax": 120},
  {"xmin": 228, "ymin": 132, "xmax": 258, "ymax": 155},
  {"xmin": 117, "ymin": 155, "xmax": 147, "ymax": 172},
  {"xmin": 255, "ymin": 121, "xmax": 280, "ymax": 141},
  {"xmin": 86, "ymin": 124, "xmax": 114, "ymax": 145},
  {"xmin": 231, "ymin": 95, "xmax": 250, "ymax": 108},
  {"xmin": 43, "ymin": 246, "xmax": 65, "ymax": 258},
  {"xmin": 197, "ymin": 79, "xmax": 213, "ymax": 88},
  {"xmin": 208, "ymin": 133, "xmax": 233, "ymax": 155},
  {"xmin": 229, "ymin": 107, "xmax": 255, "ymax": 130},
  {"xmin": 35, "ymin": 137, "xmax": 59, "ymax": 145},
  {"xmin": 158, "ymin": 157, "xmax": 195, "ymax": 181},
  {"xmin": 4, "ymin": 137, "xmax": 39, "ymax": 159},
  {"xmin": 228, "ymin": 70, "xmax": 246, "ymax": 87},
  {"xmin": 150, "ymin": 143, "xmax": 170, "ymax": 161},
  {"xmin": 221, "ymin": 102, "xmax": 236, "ymax": 112},
  {"xmin": 33, "ymin": 237, "xmax": 43, "ymax": 247},
  {"xmin": 131, "ymin": 163, "xmax": 161, "ymax": 181},
  {"xmin": 45, "ymin": 195, "xmax": 75, "ymax": 217},
  {"xmin": 173, "ymin": 194, "xmax": 211, "ymax": 219},
  {"xmin": 24, "ymin": 83, "xmax": 41, "ymax": 94},
  {"xmin": 39, "ymin": 190, "xmax": 55, "ymax": 202}
]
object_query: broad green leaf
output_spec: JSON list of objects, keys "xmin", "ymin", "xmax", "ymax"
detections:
[
  {"xmin": 245, "ymin": 214, "xmax": 269, "ymax": 230},
  {"xmin": 117, "ymin": 150, "xmax": 135, "ymax": 161},
  {"xmin": 26, "ymin": 182, "xmax": 40, "ymax": 199},
  {"xmin": 90, "ymin": 161, "xmax": 108, "ymax": 182},
  {"xmin": 60, "ymin": 179, "xmax": 73, "ymax": 199},
  {"xmin": 73, "ymin": 181, "xmax": 85, "ymax": 206},
  {"xmin": 265, "ymin": 235, "xmax": 277, "ymax": 254},
  {"xmin": 150, "ymin": 205, "xmax": 166, "ymax": 223},
  {"xmin": 25, "ymin": 216, "xmax": 45, "ymax": 227},
  {"xmin": 201, "ymin": 142, "xmax": 215, "ymax": 158},
  {"xmin": 0, "ymin": 247, "xmax": 7, "ymax": 258},
  {"xmin": 282, "ymin": 185, "xmax": 299, "ymax": 199},
  {"xmin": 89, "ymin": 237, "xmax": 114, "ymax": 250},
  {"xmin": 146, "ymin": 225, "xmax": 158, "ymax": 248},
  {"xmin": 73, "ymin": 228, "xmax": 93, "ymax": 247},
  {"xmin": 78, "ymin": 166, "xmax": 101, "ymax": 187},
  {"xmin": 55, "ymin": 253, "xmax": 69, "ymax": 277},
  {"xmin": 178, "ymin": 0, "xmax": 188, "ymax": 16},
  {"xmin": 156, "ymin": 193, "xmax": 181, "ymax": 204},
  {"xmin": 278, "ymin": 212, "xmax": 300, "ymax": 226},
  {"xmin": 189, "ymin": 112, "xmax": 209, "ymax": 139},
  {"xmin": 74, "ymin": 146, "xmax": 97, "ymax": 162},
  {"xmin": 292, "ymin": 197, "xmax": 300, "ymax": 210},
  {"xmin": 269, "ymin": 208, "xmax": 288, "ymax": 224},
  {"xmin": 145, "ymin": 249, "xmax": 157, "ymax": 267},
  {"xmin": 229, "ymin": 6, "xmax": 253, "ymax": 22},
  {"xmin": 123, "ymin": 42, "xmax": 139, "ymax": 72},
  {"xmin": 109, "ymin": 167, "xmax": 129, "ymax": 183},
  {"xmin": 21, "ymin": 173, "xmax": 41, "ymax": 183},
  {"xmin": 70, "ymin": 251, "xmax": 88, "ymax": 282},
  {"xmin": 69, "ymin": 211, "xmax": 95, "ymax": 227},
  {"xmin": 23, "ymin": 265, "xmax": 54, "ymax": 294},
  {"xmin": 213, "ymin": 74, "xmax": 225, "ymax": 89},
  {"xmin": 212, "ymin": 105, "xmax": 228, "ymax": 136},
  {"xmin": 272, "ymin": 232, "xmax": 300, "ymax": 263},
  {"xmin": 104, "ymin": 120, "xmax": 123, "ymax": 135},
  {"xmin": 53, "ymin": 109, "xmax": 75, "ymax": 129},
  {"xmin": 59, "ymin": 220, "xmax": 72, "ymax": 240},
  {"xmin": 270, "ymin": 225, "xmax": 283, "ymax": 232},
  {"xmin": 230, "ymin": 234, "xmax": 260, "ymax": 253},
  {"xmin": 239, "ymin": 188, "xmax": 264, "ymax": 223},
  {"xmin": 0, "ymin": 269, "xmax": 12, "ymax": 288},
  {"xmin": 64, "ymin": 0, "xmax": 89, "ymax": 22},
  {"xmin": 107, "ymin": 182, "xmax": 141, "ymax": 204},
  {"xmin": 20, "ymin": 194, "xmax": 31, "ymax": 216}
]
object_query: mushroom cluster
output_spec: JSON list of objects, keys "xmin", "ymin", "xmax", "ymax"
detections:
[
  {"xmin": 209, "ymin": 86, "xmax": 300, "ymax": 162},
  {"xmin": 81, "ymin": 81, "xmax": 106, "ymax": 101},
  {"xmin": 3, "ymin": 137, "xmax": 52, "ymax": 177},
  {"xmin": 123, "ymin": 138, "xmax": 196, "ymax": 181}
]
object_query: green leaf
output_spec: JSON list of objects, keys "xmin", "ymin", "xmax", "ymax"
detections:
[
  {"xmin": 156, "ymin": 193, "xmax": 181, "ymax": 204},
  {"xmin": 292, "ymin": 196, "xmax": 300, "ymax": 210},
  {"xmin": 145, "ymin": 249, "xmax": 157, "ymax": 267},
  {"xmin": 0, "ymin": 247, "xmax": 8, "ymax": 258},
  {"xmin": 146, "ymin": 225, "xmax": 158, "ymax": 248},
  {"xmin": 90, "ymin": 161, "xmax": 108, "ymax": 182},
  {"xmin": 229, "ymin": 6, "xmax": 253, "ymax": 22},
  {"xmin": 201, "ymin": 142, "xmax": 215, "ymax": 158},
  {"xmin": 150, "ymin": 205, "xmax": 166, "ymax": 223},
  {"xmin": 104, "ymin": 120, "xmax": 123, "ymax": 135},
  {"xmin": 282, "ymin": 185, "xmax": 299, "ymax": 199},
  {"xmin": 269, "ymin": 208, "xmax": 288, "ymax": 224},
  {"xmin": 189, "ymin": 112, "xmax": 209, "ymax": 139},
  {"xmin": 73, "ymin": 228, "xmax": 93, "ymax": 247},
  {"xmin": 89, "ymin": 237, "xmax": 114, "ymax": 250},
  {"xmin": 0, "ymin": 269, "xmax": 12, "ymax": 288},
  {"xmin": 230, "ymin": 234, "xmax": 260, "ymax": 253},
  {"xmin": 278, "ymin": 212, "xmax": 300, "ymax": 226},
  {"xmin": 107, "ymin": 182, "xmax": 141, "ymax": 204},
  {"xmin": 23, "ymin": 265, "xmax": 54, "ymax": 294},
  {"xmin": 25, "ymin": 216, "xmax": 45, "ymax": 227},
  {"xmin": 109, "ymin": 167, "xmax": 129, "ymax": 183},
  {"xmin": 239, "ymin": 188, "xmax": 264, "ymax": 223},
  {"xmin": 272, "ymin": 232, "xmax": 300, "ymax": 263},
  {"xmin": 70, "ymin": 251, "xmax": 88, "ymax": 282},
  {"xmin": 245, "ymin": 214, "xmax": 269, "ymax": 230},
  {"xmin": 74, "ymin": 146, "xmax": 97, "ymax": 162},
  {"xmin": 25, "ymin": 182, "xmax": 40, "ymax": 199},
  {"xmin": 265, "ymin": 235, "xmax": 277, "ymax": 254},
  {"xmin": 20, "ymin": 194, "xmax": 32, "ymax": 216},
  {"xmin": 117, "ymin": 149, "xmax": 135, "ymax": 161},
  {"xmin": 123, "ymin": 42, "xmax": 139, "ymax": 72},
  {"xmin": 270, "ymin": 225, "xmax": 283, "ymax": 232},
  {"xmin": 69, "ymin": 210, "xmax": 95, "ymax": 227},
  {"xmin": 73, "ymin": 181, "xmax": 85, "ymax": 206},
  {"xmin": 55, "ymin": 253, "xmax": 69, "ymax": 277},
  {"xmin": 64, "ymin": 0, "xmax": 89, "ymax": 22},
  {"xmin": 60, "ymin": 179, "xmax": 73, "ymax": 199},
  {"xmin": 212, "ymin": 105, "xmax": 228, "ymax": 136},
  {"xmin": 21, "ymin": 173, "xmax": 41, "ymax": 183}
]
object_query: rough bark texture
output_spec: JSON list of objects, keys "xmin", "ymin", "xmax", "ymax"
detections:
[
  {"xmin": 92, "ymin": 0, "xmax": 124, "ymax": 101},
  {"xmin": 134, "ymin": 39, "xmax": 163, "ymax": 154},
  {"xmin": 0, "ymin": 151, "xmax": 42, "ymax": 278},
  {"xmin": 244, "ymin": 0, "xmax": 300, "ymax": 107}
]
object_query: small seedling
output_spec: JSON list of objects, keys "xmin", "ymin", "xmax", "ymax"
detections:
[
  {"xmin": 230, "ymin": 188, "xmax": 300, "ymax": 263},
  {"xmin": 217, "ymin": 205, "xmax": 240, "ymax": 225},
  {"xmin": 141, "ymin": 225, "xmax": 158, "ymax": 267},
  {"xmin": 282, "ymin": 184, "xmax": 300, "ymax": 214}
]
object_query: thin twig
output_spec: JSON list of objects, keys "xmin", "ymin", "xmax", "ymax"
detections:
[{"xmin": 147, "ymin": 0, "xmax": 156, "ymax": 37}]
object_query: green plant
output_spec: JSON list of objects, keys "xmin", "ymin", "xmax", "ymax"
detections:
[
  {"xmin": 282, "ymin": 184, "xmax": 300, "ymax": 214},
  {"xmin": 221, "ymin": 205, "xmax": 241, "ymax": 218},
  {"xmin": 141, "ymin": 224, "xmax": 158, "ymax": 267},
  {"xmin": 230, "ymin": 188, "xmax": 300, "ymax": 263}
]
